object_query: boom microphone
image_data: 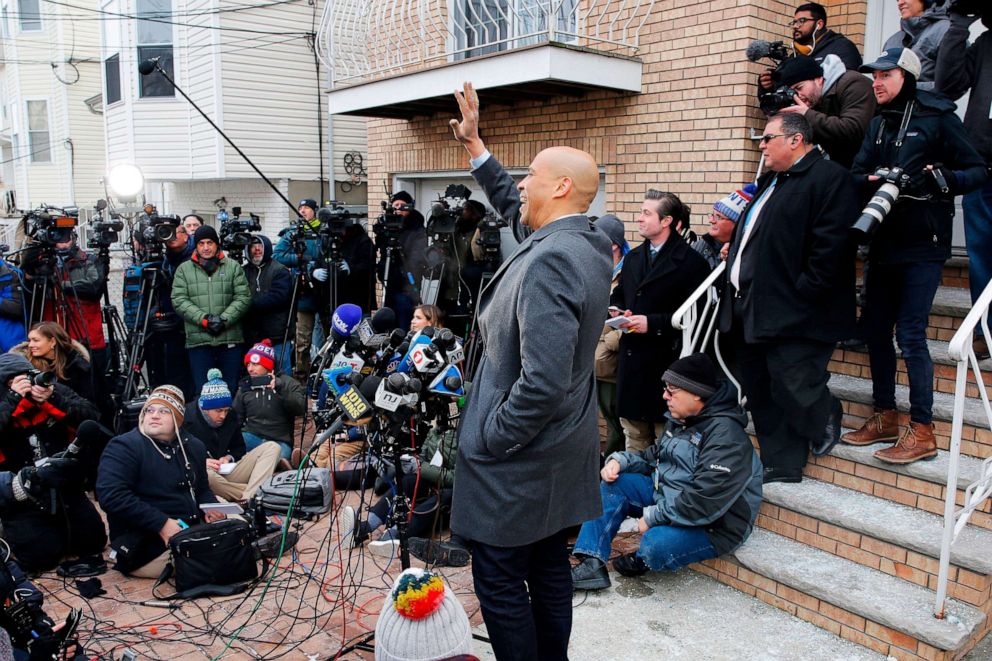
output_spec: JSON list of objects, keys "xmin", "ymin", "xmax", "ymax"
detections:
[
  {"xmin": 61, "ymin": 420, "xmax": 114, "ymax": 459},
  {"xmin": 746, "ymin": 40, "xmax": 778, "ymax": 62},
  {"xmin": 137, "ymin": 58, "xmax": 160, "ymax": 76},
  {"xmin": 318, "ymin": 303, "xmax": 363, "ymax": 358},
  {"xmin": 370, "ymin": 307, "xmax": 397, "ymax": 333}
]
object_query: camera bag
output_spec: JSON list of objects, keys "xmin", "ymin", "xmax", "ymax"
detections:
[
  {"xmin": 154, "ymin": 519, "xmax": 263, "ymax": 599},
  {"xmin": 256, "ymin": 468, "xmax": 333, "ymax": 518}
]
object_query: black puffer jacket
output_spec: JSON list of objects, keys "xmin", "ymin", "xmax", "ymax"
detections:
[
  {"xmin": 181, "ymin": 403, "xmax": 245, "ymax": 461},
  {"xmin": 851, "ymin": 90, "xmax": 989, "ymax": 264},
  {"xmin": 376, "ymin": 211, "xmax": 428, "ymax": 297},
  {"xmin": 243, "ymin": 235, "xmax": 294, "ymax": 346},
  {"xmin": 936, "ymin": 13, "xmax": 992, "ymax": 163},
  {"xmin": 807, "ymin": 29, "xmax": 862, "ymax": 71},
  {"xmin": 232, "ymin": 374, "xmax": 305, "ymax": 446}
]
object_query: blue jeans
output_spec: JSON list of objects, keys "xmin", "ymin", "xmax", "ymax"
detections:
[
  {"xmin": 964, "ymin": 181, "xmax": 992, "ymax": 312},
  {"xmin": 270, "ymin": 341, "xmax": 293, "ymax": 375},
  {"xmin": 573, "ymin": 473, "xmax": 717, "ymax": 572},
  {"xmin": 864, "ymin": 261, "xmax": 943, "ymax": 423},
  {"xmin": 188, "ymin": 344, "xmax": 243, "ymax": 395},
  {"xmin": 243, "ymin": 431, "xmax": 291, "ymax": 460}
]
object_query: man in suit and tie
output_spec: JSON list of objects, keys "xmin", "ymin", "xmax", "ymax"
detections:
[
  {"xmin": 448, "ymin": 81, "xmax": 612, "ymax": 661},
  {"xmin": 718, "ymin": 112, "xmax": 858, "ymax": 484},
  {"xmin": 610, "ymin": 190, "xmax": 711, "ymax": 452}
]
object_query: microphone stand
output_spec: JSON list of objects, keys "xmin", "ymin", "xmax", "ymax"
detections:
[{"xmin": 139, "ymin": 58, "xmax": 300, "ymax": 218}]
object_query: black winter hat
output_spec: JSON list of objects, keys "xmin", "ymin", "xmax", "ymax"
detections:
[
  {"xmin": 663, "ymin": 353, "xmax": 718, "ymax": 399},
  {"xmin": 193, "ymin": 225, "xmax": 220, "ymax": 245},
  {"xmin": 391, "ymin": 191, "xmax": 414, "ymax": 205},
  {"xmin": 298, "ymin": 198, "xmax": 318, "ymax": 213},
  {"xmin": 775, "ymin": 56, "xmax": 823, "ymax": 87}
]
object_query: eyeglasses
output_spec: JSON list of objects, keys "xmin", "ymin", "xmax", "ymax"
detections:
[
  {"xmin": 759, "ymin": 133, "xmax": 798, "ymax": 145},
  {"xmin": 145, "ymin": 406, "xmax": 173, "ymax": 417},
  {"xmin": 788, "ymin": 17, "xmax": 816, "ymax": 28},
  {"xmin": 709, "ymin": 212, "xmax": 731, "ymax": 222},
  {"xmin": 663, "ymin": 384, "xmax": 683, "ymax": 396}
]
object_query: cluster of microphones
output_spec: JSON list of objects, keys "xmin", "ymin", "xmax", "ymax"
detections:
[{"xmin": 307, "ymin": 303, "xmax": 466, "ymax": 449}]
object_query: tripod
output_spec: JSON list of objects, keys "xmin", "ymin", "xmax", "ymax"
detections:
[
  {"xmin": 93, "ymin": 244, "xmax": 128, "ymax": 398},
  {"xmin": 118, "ymin": 263, "xmax": 162, "ymax": 409},
  {"xmin": 463, "ymin": 259, "xmax": 498, "ymax": 382}
]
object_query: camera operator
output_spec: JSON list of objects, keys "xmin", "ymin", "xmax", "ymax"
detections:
[
  {"xmin": 141, "ymin": 222, "xmax": 196, "ymax": 399},
  {"xmin": 843, "ymin": 48, "xmax": 987, "ymax": 464},
  {"xmin": 244, "ymin": 235, "xmax": 294, "ymax": 375},
  {"xmin": 315, "ymin": 214, "xmax": 376, "ymax": 313},
  {"xmin": 375, "ymin": 192, "xmax": 428, "ymax": 333},
  {"xmin": 776, "ymin": 54, "xmax": 876, "ymax": 168},
  {"xmin": 433, "ymin": 199, "xmax": 487, "ymax": 337},
  {"xmin": 884, "ymin": 0, "xmax": 950, "ymax": 91},
  {"xmin": 172, "ymin": 225, "xmax": 252, "ymax": 395},
  {"xmin": 97, "ymin": 385, "xmax": 223, "ymax": 578},
  {"xmin": 935, "ymin": 1, "xmax": 992, "ymax": 357},
  {"xmin": 0, "ymin": 354, "xmax": 105, "ymax": 572},
  {"xmin": 757, "ymin": 3, "xmax": 863, "ymax": 95},
  {"xmin": 272, "ymin": 199, "xmax": 327, "ymax": 379},
  {"xmin": 0, "ymin": 260, "xmax": 25, "ymax": 353}
]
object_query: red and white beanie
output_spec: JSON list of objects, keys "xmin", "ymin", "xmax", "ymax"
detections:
[{"xmin": 244, "ymin": 339, "xmax": 276, "ymax": 372}]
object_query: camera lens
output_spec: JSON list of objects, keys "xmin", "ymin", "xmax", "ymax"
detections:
[
  {"xmin": 155, "ymin": 224, "xmax": 177, "ymax": 242},
  {"xmin": 852, "ymin": 182, "xmax": 901, "ymax": 241}
]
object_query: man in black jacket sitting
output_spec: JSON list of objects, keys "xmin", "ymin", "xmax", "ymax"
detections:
[
  {"xmin": 96, "ymin": 385, "xmax": 223, "ymax": 577},
  {"xmin": 182, "ymin": 368, "xmax": 282, "ymax": 502}
]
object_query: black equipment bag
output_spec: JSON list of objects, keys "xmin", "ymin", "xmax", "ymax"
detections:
[
  {"xmin": 155, "ymin": 519, "xmax": 262, "ymax": 599},
  {"xmin": 256, "ymin": 468, "xmax": 332, "ymax": 517}
]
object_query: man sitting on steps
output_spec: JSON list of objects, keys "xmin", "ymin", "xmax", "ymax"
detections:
[{"xmin": 572, "ymin": 353, "xmax": 763, "ymax": 590}]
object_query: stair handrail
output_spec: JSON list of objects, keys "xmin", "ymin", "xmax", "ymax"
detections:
[
  {"xmin": 670, "ymin": 261, "xmax": 743, "ymax": 403},
  {"xmin": 935, "ymin": 278, "xmax": 992, "ymax": 618}
]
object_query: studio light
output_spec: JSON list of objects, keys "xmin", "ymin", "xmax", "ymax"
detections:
[{"xmin": 107, "ymin": 163, "xmax": 144, "ymax": 201}]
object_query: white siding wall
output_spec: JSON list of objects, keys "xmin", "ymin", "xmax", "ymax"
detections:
[
  {"xmin": 164, "ymin": 177, "xmax": 296, "ymax": 236},
  {"xmin": 185, "ymin": 0, "xmax": 220, "ymax": 179}
]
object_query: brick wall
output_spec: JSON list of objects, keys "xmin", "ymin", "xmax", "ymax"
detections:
[{"xmin": 364, "ymin": 0, "xmax": 870, "ymax": 242}]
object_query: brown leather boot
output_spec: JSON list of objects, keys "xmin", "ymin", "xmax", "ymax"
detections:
[
  {"xmin": 841, "ymin": 409, "xmax": 899, "ymax": 446},
  {"xmin": 874, "ymin": 422, "xmax": 938, "ymax": 464}
]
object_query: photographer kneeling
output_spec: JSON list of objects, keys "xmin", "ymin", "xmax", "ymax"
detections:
[
  {"xmin": 843, "ymin": 48, "xmax": 988, "ymax": 464},
  {"xmin": 0, "ymin": 354, "xmax": 105, "ymax": 573},
  {"xmin": 97, "ymin": 386, "xmax": 223, "ymax": 578}
]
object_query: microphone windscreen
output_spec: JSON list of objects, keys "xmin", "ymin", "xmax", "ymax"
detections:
[
  {"xmin": 73, "ymin": 419, "xmax": 114, "ymax": 452},
  {"xmin": 370, "ymin": 307, "xmax": 397, "ymax": 333},
  {"xmin": 746, "ymin": 40, "xmax": 771, "ymax": 62},
  {"xmin": 359, "ymin": 375, "xmax": 381, "ymax": 401},
  {"xmin": 316, "ymin": 207, "xmax": 334, "ymax": 223},
  {"xmin": 331, "ymin": 303, "xmax": 363, "ymax": 338},
  {"xmin": 138, "ymin": 59, "xmax": 158, "ymax": 75}
]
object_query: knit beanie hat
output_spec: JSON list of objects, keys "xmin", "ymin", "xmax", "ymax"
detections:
[
  {"xmin": 662, "ymin": 353, "xmax": 718, "ymax": 399},
  {"xmin": 298, "ymin": 198, "xmax": 318, "ymax": 213},
  {"xmin": 774, "ymin": 55, "xmax": 823, "ymax": 87},
  {"xmin": 713, "ymin": 183, "xmax": 757, "ymax": 224},
  {"xmin": 193, "ymin": 224, "xmax": 220, "ymax": 246},
  {"xmin": 245, "ymin": 339, "xmax": 276, "ymax": 372},
  {"xmin": 199, "ymin": 368, "xmax": 232, "ymax": 410},
  {"xmin": 140, "ymin": 384, "xmax": 186, "ymax": 429},
  {"xmin": 374, "ymin": 568, "xmax": 472, "ymax": 661}
]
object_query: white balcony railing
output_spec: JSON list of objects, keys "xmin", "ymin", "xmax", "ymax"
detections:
[
  {"xmin": 936, "ymin": 281, "xmax": 992, "ymax": 618},
  {"xmin": 317, "ymin": 0, "xmax": 654, "ymax": 88}
]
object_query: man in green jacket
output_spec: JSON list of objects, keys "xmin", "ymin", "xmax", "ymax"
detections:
[{"xmin": 171, "ymin": 226, "xmax": 251, "ymax": 394}]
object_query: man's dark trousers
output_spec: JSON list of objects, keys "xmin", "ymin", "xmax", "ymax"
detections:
[
  {"xmin": 469, "ymin": 529, "xmax": 572, "ymax": 661},
  {"xmin": 727, "ymin": 302, "xmax": 833, "ymax": 471}
]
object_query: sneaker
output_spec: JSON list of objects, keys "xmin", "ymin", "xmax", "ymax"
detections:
[
  {"xmin": 612, "ymin": 552, "xmax": 649, "ymax": 578},
  {"xmin": 368, "ymin": 528, "xmax": 400, "ymax": 558},
  {"xmin": 408, "ymin": 537, "xmax": 470, "ymax": 567},
  {"xmin": 571, "ymin": 557, "xmax": 611, "ymax": 591},
  {"xmin": 338, "ymin": 506, "xmax": 358, "ymax": 546}
]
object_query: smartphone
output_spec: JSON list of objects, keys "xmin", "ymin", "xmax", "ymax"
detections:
[{"xmin": 249, "ymin": 375, "xmax": 271, "ymax": 389}]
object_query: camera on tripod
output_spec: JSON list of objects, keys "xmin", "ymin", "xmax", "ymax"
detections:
[
  {"xmin": 746, "ymin": 39, "xmax": 800, "ymax": 114},
  {"xmin": 476, "ymin": 212, "xmax": 507, "ymax": 262},
  {"xmin": 374, "ymin": 201, "xmax": 407, "ymax": 240},
  {"xmin": 427, "ymin": 184, "xmax": 473, "ymax": 238},
  {"xmin": 219, "ymin": 206, "xmax": 262, "ymax": 252},
  {"xmin": 87, "ymin": 199, "xmax": 125, "ymax": 249},
  {"xmin": 23, "ymin": 206, "xmax": 79, "ymax": 247},
  {"xmin": 316, "ymin": 203, "xmax": 362, "ymax": 238},
  {"xmin": 852, "ymin": 166, "xmax": 911, "ymax": 241}
]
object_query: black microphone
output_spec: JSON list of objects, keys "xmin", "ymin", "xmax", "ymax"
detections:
[
  {"xmin": 138, "ymin": 58, "xmax": 160, "ymax": 76},
  {"xmin": 312, "ymin": 413, "xmax": 347, "ymax": 446},
  {"xmin": 61, "ymin": 420, "xmax": 113, "ymax": 458},
  {"xmin": 370, "ymin": 307, "xmax": 397, "ymax": 333}
]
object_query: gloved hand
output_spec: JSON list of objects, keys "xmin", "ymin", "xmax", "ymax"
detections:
[
  {"xmin": 338, "ymin": 260, "xmax": 350, "ymax": 275},
  {"xmin": 14, "ymin": 458, "xmax": 75, "ymax": 502},
  {"xmin": 400, "ymin": 454, "xmax": 419, "ymax": 475},
  {"xmin": 312, "ymin": 268, "xmax": 329, "ymax": 282},
  {"xmin": 204, "ymin": 314, "xmax": 226, "ymax": 336}
]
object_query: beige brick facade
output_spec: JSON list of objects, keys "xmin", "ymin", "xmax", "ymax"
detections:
[{"xmin": 365, "ymin": 0, "xmax": 867, "ymax": 242}]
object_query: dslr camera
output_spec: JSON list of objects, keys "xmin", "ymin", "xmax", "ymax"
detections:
[
  {"xmin": 852, "ymin": 166, "xmax": 911, "ymax": 241},
  {"xmin": 25, "ymin": 369, "xmax": 56, "ymax": 388},
  {"xmin": 746, "ymin": 39, "xmax": 801, "ymax": 114}
]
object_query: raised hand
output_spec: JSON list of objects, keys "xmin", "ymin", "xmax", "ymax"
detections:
[{"xmin": 450, "ymin": 81, "xmax": 486, "ymax": 158}]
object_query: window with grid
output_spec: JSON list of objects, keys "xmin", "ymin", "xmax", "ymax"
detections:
[
  {"xmin": 136, "ymin": 0, "xmax": 173, "ymax": 98},
  {"xmin": 26, "ymin": 100, "xmax": 50, "ymax": 163}
]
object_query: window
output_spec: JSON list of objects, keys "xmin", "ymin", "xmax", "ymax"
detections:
[
  {"xmin": 136, "ymin": 0, "xmax": 173, "ymax": 98},
  {"xmin": 26, "ymin": 100, "xmax": 50, "ymax": 163},
  {"xmin": 454, "ymin": 0, "xmax": 577, "ymax": 60},
  {"xmin": 17, "ymin": 0, "xmax": 41, "ymax": 32},
  {"xmin": 105, "ymin": 54, "xmax": 121, "ymax": 104}
]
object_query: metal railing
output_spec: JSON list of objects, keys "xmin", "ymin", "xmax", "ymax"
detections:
[
  {"xmin": 670, "ymin": 261, "xmax": 743, "ymax": 401},
  {"xmin": 316, "ymin": 0, "xmax": 655, "ymax": 88},
  {"xmin": 936, "ymin": 280, "xmax": 992, "ymax": 618}
]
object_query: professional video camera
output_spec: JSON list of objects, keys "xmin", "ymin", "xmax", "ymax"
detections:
[
  {"xmin": 219, "ymin": 206, "xmax": 262, "ymax": 254},
  {"xmin": 427, "ymin": 184, "xmax": 473, "ymax": 237},
  {"xmin": 746, "ymin": 39, "xmax": 800, "ymax": 114},
  {"xmin": 374, "ymin": 200, "xmax": 408, "ymax": 241},
  {"xmin": 87, "ymin": 199, "xmax": 125, "ymax": 250},
  {"xmin": 317, "ymin": 203, "xmax": 363, "ymax": 238},
  {"xmin": 23, "ymin": 205, "xmax": 79, "ymax": 247},
  {"xmin": 476, "ymin": 211, "xmax": 507, "ymax": 263},
  {"xmin": 0, "ymin": 558, "xmax": 81, "ymax": 656}
]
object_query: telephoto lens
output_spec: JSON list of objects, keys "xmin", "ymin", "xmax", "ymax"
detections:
[{"xmin": 852, "ymin": 181, "xmax": 901, "ymax": 241}]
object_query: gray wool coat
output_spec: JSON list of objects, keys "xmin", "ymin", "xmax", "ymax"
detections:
[{"xmin": 450, "ymin": 155, "xmax": 612, "ymax": 547}]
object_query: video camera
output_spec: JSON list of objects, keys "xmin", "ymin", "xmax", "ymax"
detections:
[
  {"xmin": 316, "ymin": 203, "xmax": 363, "ymax": 238},
  {"xmin": 476, "ymin": 211, "xmax": 507, "ymax": 263},
  {"xmin": 87, "ymin": 199, "xmax": 125, "ymax": 250},
  {"xmin": 427, "ymin": 184, "xmax": 473, "ymax": 238},
  {"xmin": 23, "ymin": 205, "xmax": 79, "ymax": 247},
  {"xmin": 219, "ymin": 206, "xmax": 262, "ymax": 252},
  {"xmin": 0, "ymin": 558, "xmax": 81, "ymax": 656},
  {"xmin": 374, "ymin": 201, "xmax": 408, "ymax": 242},
  {"xmin": 746, "ymin": 39, "xmax": 800, "ymax": 114}
]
